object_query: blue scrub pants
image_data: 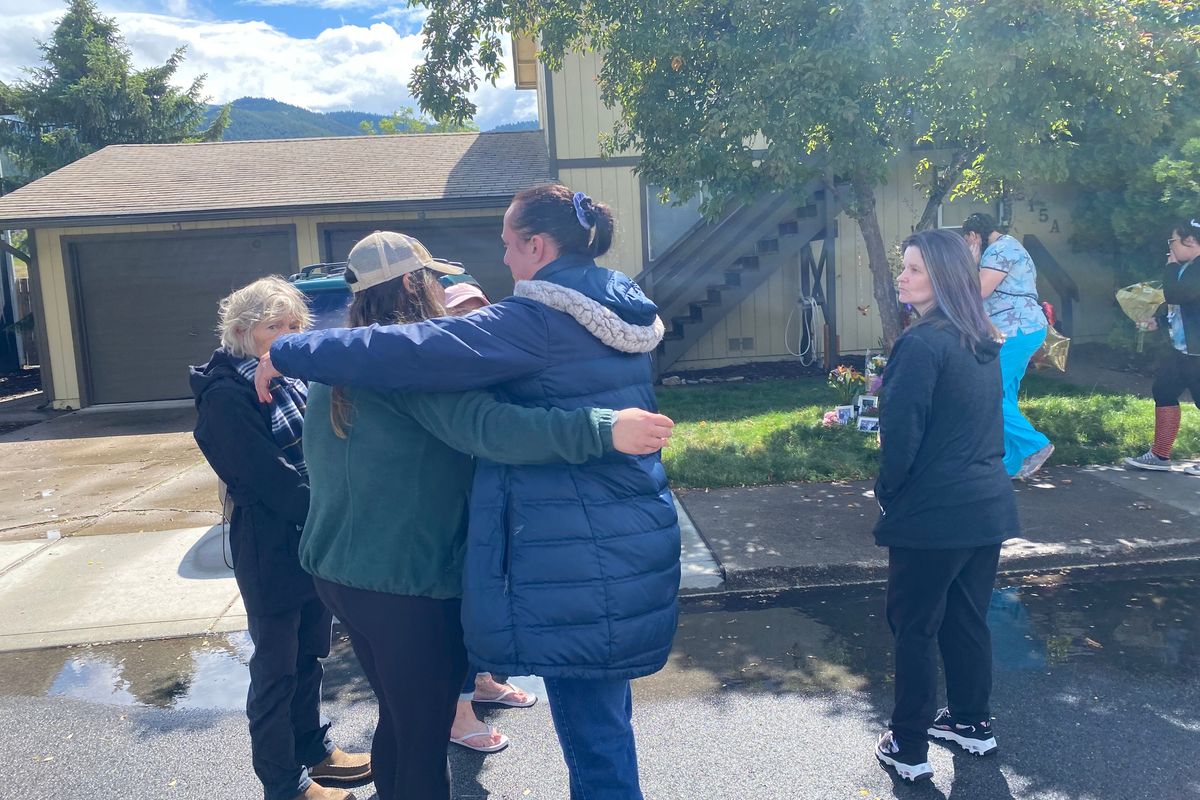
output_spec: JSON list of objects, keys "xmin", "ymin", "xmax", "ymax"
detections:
[{"xmin": 998, "ymin": 327, "xmax": 1051, "ymax": 476}]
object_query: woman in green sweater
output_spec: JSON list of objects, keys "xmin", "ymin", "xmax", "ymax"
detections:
[{"xmin": 297, "ymin": 231, "xmax": 672, "ymax": 800}]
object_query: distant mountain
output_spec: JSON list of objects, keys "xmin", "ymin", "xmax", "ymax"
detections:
[
  {"xmin": 204, "ymin": 98, "xmax": 381, "ymax": 141},
  {"xmin": 204, "ymin": 98, "xmax": 538, "ymax": 141}
]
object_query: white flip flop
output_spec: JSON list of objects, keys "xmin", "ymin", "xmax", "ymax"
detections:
[
  {"xmin": 450, "ymin": 728, "xmax": 510, "ymax": 753},
  {"xmin": 472, "ymin": 686, "xmax": 538, "ymax": 708}
]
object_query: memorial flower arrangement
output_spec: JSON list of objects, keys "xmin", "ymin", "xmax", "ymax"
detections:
[{"xmin": 827, "ymin": 365, "xmax": 866, "ymax": 406}]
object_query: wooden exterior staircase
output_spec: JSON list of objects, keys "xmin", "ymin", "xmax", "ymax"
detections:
[{"xmin": 638, "ymin": 181, "xmax": 838, "ymax": 373}]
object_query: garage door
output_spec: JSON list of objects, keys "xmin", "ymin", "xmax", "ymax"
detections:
[
  {"xmin": 70, "ymin": 228, "xmax": 295, "ymax": 404},
  {"xmin": 324, "ymin": 218, "xmax": 513, "ymax": 305}
]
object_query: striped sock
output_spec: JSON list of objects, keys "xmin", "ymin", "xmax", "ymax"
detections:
[{"xmin": 1152, "ymin": 405, "xmax": 1182, "ymax": 460}]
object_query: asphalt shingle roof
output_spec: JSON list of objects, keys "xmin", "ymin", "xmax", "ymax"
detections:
[{"xmin": 0, "ymin": 131, "xmax": 551, "ymax": 228}]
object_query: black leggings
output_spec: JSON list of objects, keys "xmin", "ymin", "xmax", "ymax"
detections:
[
  {"xmin": 1152, "ymin": 349, "xmax": 1200, "ymax": 408},
  {"xmin": 313, "ymin": 578, "xmax": 468, "ymax": 800}
]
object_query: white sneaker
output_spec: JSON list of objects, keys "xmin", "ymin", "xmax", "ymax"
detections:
[
  {"xmin": 875, "ymin": 730, "xmax": 933, "ymax": 783},
  {"xmin": 1016, "ymin": 443, "xmax": 1054, "ymax": 480},
  {"xmin": 1183, "ymin": 464, "xmax": 1200, "ymax": 476},
  {"xmin": 1124, "ymin": 451, "xmax": 1173, "ymax": 471}
]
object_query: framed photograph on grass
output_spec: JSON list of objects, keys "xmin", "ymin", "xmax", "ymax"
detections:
[
  {"xmin": 857, "ymin": 416, "xmax": 880, "ymax": 433},
  {"xmin": 856, "ymin": 395, "xmax": 879, "ymax": 415},
  {"xmin": 835, "ymin": 405, "xmax": 856, "ymax": 425}
]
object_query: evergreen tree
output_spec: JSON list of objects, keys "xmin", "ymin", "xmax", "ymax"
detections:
[{"xmin": 0, "ymin": 0, "xmax": 228, "ymax": 182}]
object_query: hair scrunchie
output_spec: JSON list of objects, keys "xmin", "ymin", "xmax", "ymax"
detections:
[{"xmin": 573, "ymin": 191, "xmax": 596, "ymax": 230}]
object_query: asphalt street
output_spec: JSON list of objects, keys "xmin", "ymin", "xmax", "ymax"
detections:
[{"xmin": 3, "ymin": 566, "xmax": 1198, "ymax": 800}]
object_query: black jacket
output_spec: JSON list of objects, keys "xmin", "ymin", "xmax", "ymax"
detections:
[
  {"xmin": 1162, "ymin": 257, "xmax": 1200, "ymax": 355},
  {"xmin": 190, "ymin": 349, "xmax": 316, "ymax": 616},
  {"xmin": 873, "ymin": 313, "xmax": 1019, "ymax": 549}
]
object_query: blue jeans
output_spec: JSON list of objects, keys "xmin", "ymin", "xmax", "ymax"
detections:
[
  {"xmin": 543, "ymin": 677, "xmax": 643, "ymax": 800},
  {"xmin": 246, "ymin": 596, "xmax": 335, "ymax": 800},
  {"xmin": 998, "ymin": 328, "xmax": 1052, "ymax": 475}
]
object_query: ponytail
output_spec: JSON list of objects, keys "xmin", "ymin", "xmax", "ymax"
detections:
[{"xmin": 512, "ymin": 183, "xmax": 615, "ymax": 258}]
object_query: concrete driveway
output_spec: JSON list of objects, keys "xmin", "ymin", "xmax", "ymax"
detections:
[
  {"xmin": 0, "ymin": 404, "xmax": 240, "ymax": 651},
  {"xmin": 0, "ymin": 404, "xmax": 221, "ymax": 542}
]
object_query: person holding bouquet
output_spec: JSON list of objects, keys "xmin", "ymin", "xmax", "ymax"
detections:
[{"xmin": 1124, "ymin": 219, "xmax": 1200, "ymax": 475}]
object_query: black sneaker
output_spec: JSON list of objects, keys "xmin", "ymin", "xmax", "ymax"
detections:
[
  {"xmin": 875, "ymin": 730, "xmax": 933, "ymax": 782},
  {"xmin": 928, "ymin": 707, "xmax": 998, "ymax": 756}
]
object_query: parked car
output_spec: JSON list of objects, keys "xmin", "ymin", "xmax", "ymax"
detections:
[
  {"xmin": 290, "ymin": 262, "xmax": 352, "ymax": 330},
  {"xmin": 290, "ymin": 260, "xmax": 483, "ymax": 323}
]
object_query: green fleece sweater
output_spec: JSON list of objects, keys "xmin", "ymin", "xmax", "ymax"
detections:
[{"xmin": 299, "ymin": 384, "xmax": 616, "ymax": 599}]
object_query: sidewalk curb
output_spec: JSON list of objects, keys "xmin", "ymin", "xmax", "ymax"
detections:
[{"xmin": 719, "ymin": 540, "xmax": 1200, "ymax": 591}]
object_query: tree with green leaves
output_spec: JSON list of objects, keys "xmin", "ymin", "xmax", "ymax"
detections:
[
  {"xmin": 411, "ymin": 0, "xmax": 1195, "ymax": 346},
  {"xmin": 0, "ymin": 0, "xmax": 228, "ymax": 184},
  {"xmin": 358, "ymin": 106, "xmax": 479, "ymax": 135}
]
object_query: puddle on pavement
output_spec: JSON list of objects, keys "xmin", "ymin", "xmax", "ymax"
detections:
[{"xmin": 0, "ymin": 569, "xmax": 1196, "ymax": 709}]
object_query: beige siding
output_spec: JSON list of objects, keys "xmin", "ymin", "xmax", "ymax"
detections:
[
  {"xmin": 1002, "ymin": 186, "xmax": 1114, "ymax": 342},
  {"xmin": 34, "ymin": 228, "xmax": 78, "ymax": 408},
  {"xmin": 556, "ymin": 166, "xmax": 644, "ymax": 276},
  {"xmin": 537, "ymin": 62, "xmax": 550, "ymax": 153},
  {"xmin": 36, "ymin": 208, "xmax": 507, "ymax": 409},
  {"xmin": 550, "ymin": 51, "xmax": 633, "ymax": 161}
]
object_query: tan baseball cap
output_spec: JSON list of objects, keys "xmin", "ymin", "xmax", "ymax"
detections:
[{"xmin": 344, "ymin": 231, "xmax": 464, "ymax": 294}]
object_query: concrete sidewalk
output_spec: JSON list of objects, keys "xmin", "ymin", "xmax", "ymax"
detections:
[
  {"xmin": 0, "ymin": 525, "xmax": 247, "ymax": 652},
  {"xmin": 677, "ymin": 463, "xmax": 1200, "ymax": 590}
]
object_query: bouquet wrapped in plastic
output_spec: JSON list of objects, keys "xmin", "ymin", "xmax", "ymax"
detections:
[{"xmin": 1115, "ymin": 281, "xmax": 1165, "ymax": 352}]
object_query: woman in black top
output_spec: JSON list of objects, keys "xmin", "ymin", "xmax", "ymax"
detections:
[{"xmin": 873, "ymin": 229, "xmax": 1020, "ymax": 783}]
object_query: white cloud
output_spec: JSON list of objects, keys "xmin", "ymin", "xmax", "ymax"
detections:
[
  {"xmin": 0, "ymin": 2, "xmax": 536, "ymax": 130},
  {"xmin": 370, "ymin": 4, "xmax": 428, "ymax": 31}
]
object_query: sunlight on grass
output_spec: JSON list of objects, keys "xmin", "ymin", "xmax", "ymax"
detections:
[{"xmin": 656, "ymin": 375, "xmax": 1199, "ymax": 489}]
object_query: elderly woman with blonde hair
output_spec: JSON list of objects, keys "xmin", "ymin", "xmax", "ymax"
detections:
[{"xmin": 190, "ymin": 275, "xmax": 370, "ymax": 800}]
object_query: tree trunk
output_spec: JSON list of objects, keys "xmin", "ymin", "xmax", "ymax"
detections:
[
  {"xmin": 848, "ymin": 174, "xmax": 904, "ymax": 350},
  {"xmin": 913, "ymin": 149, "xmax": 976, "ymax": 232}
]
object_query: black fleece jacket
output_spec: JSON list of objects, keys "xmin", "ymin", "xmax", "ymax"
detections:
[
  {"xmin": 1162, "ymin": 257, "xmax": 1200, "ymax": 355},
  {"xmin": 873, "ymin": 313, "xmax": 1020, "ymax": 549},
  {"xmin": 190, "ymin": 349, "xmax": 316, "ymax": 616}
]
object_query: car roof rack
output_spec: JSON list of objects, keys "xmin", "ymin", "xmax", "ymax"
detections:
[{"xmin": 288, "ymin": 262, "xmax": 348, "ymax": 282}]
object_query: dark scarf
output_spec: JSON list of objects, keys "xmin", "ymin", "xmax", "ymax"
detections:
[{"xmin": 235, "ymin": 357, "xmax": 308, "ymax": 479}]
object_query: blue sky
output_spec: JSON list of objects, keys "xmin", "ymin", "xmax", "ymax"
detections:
[
  {"xmin": 0, "ymin": 0, "xmax": 537, "ymax": 130},
  {"xmin": 203, "ymin": 0, "xmax": 423, "ymax": 40}
]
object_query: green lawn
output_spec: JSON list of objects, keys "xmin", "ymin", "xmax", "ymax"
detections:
[{"xmin": 655, "ymin": 375, "xmax": 1200, "ymax": 489}]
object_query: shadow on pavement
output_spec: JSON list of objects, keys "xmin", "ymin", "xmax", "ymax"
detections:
[
  {"xmin": 668, "ymin": 568, "xmax": 1200, "ymax": 798},
  {"xmin": 0, "ymin": 406, "xmax": 197, "ymax": 443}
]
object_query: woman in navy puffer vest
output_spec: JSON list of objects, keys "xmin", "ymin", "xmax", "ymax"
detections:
[{"xmin": 264, "ymin": 184, "xmax": 680, "ymax": 800}]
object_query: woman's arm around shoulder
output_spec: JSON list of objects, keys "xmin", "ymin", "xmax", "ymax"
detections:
[
  {"xmin": 262, "ymin": 300, "xmax": 551, "ymax": 399},
  {"xmin": 399, "ymin": 390, "xmax": 674, "ymax": 464}
]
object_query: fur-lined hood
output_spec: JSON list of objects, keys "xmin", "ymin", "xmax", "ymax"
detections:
[{"xmin": 513, "ymin": 255, "xmax": 664, "ymax": 354}]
